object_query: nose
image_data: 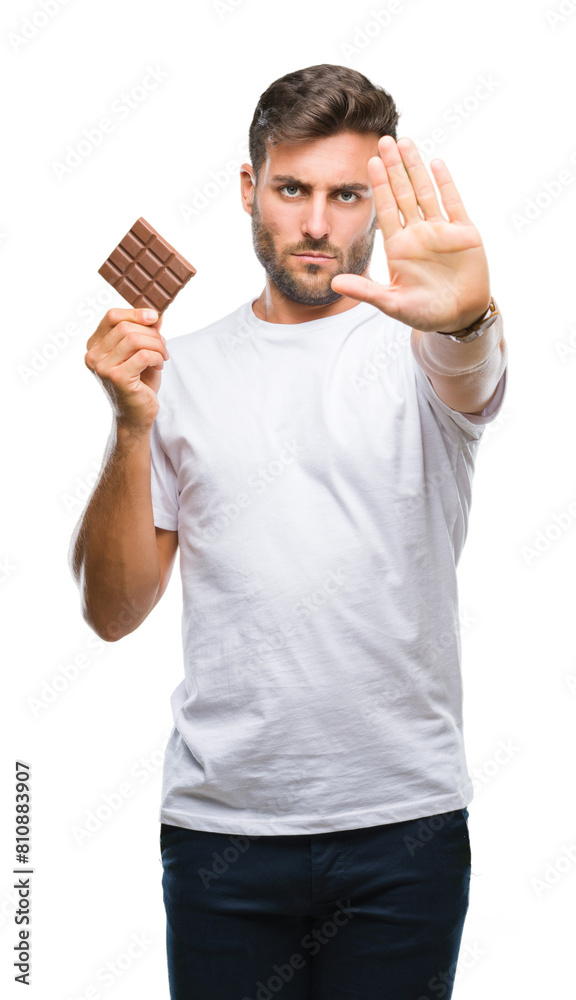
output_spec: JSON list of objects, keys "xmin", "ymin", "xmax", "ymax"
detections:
[{"xmin": 301, "ymin": 194, "xmax": 331, "ymax": 242}]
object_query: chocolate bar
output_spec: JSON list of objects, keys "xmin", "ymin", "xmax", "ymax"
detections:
[{"xmin": 98, "ymin": 217, "xmax": 196, "ymax": 313}]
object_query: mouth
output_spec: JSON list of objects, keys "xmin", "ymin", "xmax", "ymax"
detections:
[{"xmin": 293, "ymin": 253, "xmax": 335, "ymax": 263}]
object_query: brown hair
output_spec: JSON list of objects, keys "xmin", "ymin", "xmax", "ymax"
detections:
[{"xmin": 248, "ymin": 63, "xmax": 400, "ymax": 187}]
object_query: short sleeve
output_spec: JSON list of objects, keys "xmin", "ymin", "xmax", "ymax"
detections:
[
  {"xmin": 149, "ymin": 417, "xmax": 179, "ymax": 530},
  {"xmin": 411, "ymin": 353, "xmax": 508, "ymax": 444}
]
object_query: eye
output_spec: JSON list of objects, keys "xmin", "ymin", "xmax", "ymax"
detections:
[{"xmin": 278, "ymin": 185, "xmax": 359, "ymax": 202}]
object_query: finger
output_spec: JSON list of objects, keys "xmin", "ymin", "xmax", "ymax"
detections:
[
  {"xmin": 430, "ymin": 159, "xmax": 472, "ymax": 223},
  {"xmin": 331, "ymin": 273, "xmax": 401, "ymax": 318},
  {"xmin": 103, "ymin": 328, "xmax": 169, "ymax": 367},
  {"xmin": 396, "ymin": 138, "xmax": 444, "ymax": 222},
  {"xmin": 105, "ymin": 320, "xmax": 167, "ymax": 357},
  {"xmin": 85, "ymin": 324, "xmax": 168, "ymax": 372},
  {"xmin": 107, "ymin": 348, "xmax": 167, "ymax": 381},
  {"xmin": 376, "ymin": 135, "xmax": 421, "ymax": 225},
  {"xmin": 88, "ymin": 307, "xmax": 161, "ymax": 349},
  {"xmin": 367, "ymin": 154, "xmax": 404, "ymax": 241}
]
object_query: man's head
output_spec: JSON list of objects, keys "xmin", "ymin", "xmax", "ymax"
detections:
[{"xmin": 241, "ymin": 64, "xmax": 399, "ymax": 309}]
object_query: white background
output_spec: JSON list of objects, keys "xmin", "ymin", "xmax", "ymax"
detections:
[{"xmin": 2, "ymin": 0, "xmax": 575, "ymax": 996}]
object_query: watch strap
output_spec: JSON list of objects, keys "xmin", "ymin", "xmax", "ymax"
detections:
[{"xmin": 436, "ymin": 296, "xmax": 499, "ymax": 343}]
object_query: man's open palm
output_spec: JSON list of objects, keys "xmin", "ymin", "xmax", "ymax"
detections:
[{"xmin": 331, "ymin": 136, "xmax": 491, "ymax": 333}]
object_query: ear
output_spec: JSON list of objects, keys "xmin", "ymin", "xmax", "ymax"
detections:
[{"xmin": 240, "ymin": 162, "xmax": 256, "ymax": 213}]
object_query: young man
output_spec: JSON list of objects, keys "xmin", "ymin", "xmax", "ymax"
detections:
[{"xmin": 70, "ymin": 64, "xmax": 507, "ymax": 1000}]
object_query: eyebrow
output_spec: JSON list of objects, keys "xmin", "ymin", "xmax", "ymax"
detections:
[{"xmin": 270, "ymin": 174, "xmax": 370, "ymax": 194}]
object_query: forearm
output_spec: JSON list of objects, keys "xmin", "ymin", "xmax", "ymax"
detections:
[
  {"xmin": 410, "ymin": 306, "xmax": 507, "ymax": 414},
  {"xmin": 69, "ymin": 420, "xmax": 161, "ymax": 641}
]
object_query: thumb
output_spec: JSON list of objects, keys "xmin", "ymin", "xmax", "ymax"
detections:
[{"xmin": 331, "ymin": 273, "xmax": 400, "ymax": 317}]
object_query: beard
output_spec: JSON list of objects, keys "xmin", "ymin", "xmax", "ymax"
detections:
[{"xmin": 250, "ymin": 197, "xmax": 378, "ymax": 307}]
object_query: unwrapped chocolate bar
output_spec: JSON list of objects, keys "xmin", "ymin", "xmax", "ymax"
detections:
[{"xmin": 98, "ymin": 217, "xmax": 197, "ymax": 313}]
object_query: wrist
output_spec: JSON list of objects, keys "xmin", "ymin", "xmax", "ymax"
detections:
[
  {"xmin": 436, "ymin": 296, "xmax": 499, "ymax": 343},
  {"xmin": 115, "ymin": 417, "xmax": 155, "ymax": 444},
  {"xmin": 437, "ymin": 297, "xmax": 493, "ymax": 335}
]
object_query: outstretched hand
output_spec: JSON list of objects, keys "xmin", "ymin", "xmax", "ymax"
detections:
[{"xmin": 330, "ymin": 136, "xmax": 491, "ymax": 333}]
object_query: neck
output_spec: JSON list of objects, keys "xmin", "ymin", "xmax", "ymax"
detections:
[{"xmin": 252, "ymin": 284, "xmax": 366, "ymax": 325}]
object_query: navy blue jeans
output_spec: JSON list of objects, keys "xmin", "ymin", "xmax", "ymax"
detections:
[{"xmin": 160, "ymin": 807, "xmax": 471, "ymax": 999}]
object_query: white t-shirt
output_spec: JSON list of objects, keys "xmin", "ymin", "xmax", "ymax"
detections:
[{"xmin": 150, "ymin": 296, "xmax": 507, "ymax": 836}]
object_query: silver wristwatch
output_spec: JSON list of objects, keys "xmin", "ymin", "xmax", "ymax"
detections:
[{"xmin": 436, "ymin": 296, "xmax": 499, "ymax": 343}]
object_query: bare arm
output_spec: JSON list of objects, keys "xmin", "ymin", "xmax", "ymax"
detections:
[
  {"xmin": 69, "ymin": 423, "xmax": 178, "ymax": 640},
  {"xmin": 69, "ymin": 306, "xmax": 175, "ymax": 641}
]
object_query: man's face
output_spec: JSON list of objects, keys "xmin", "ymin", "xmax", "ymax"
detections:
[{"xmin": 242, "ymin": 131, "xmax": 381, "ymax": 307}]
